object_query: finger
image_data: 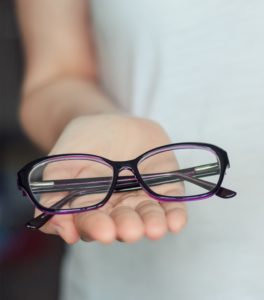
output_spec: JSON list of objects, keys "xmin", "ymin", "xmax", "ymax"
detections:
[
  {"xmin": 37, "ymin": 212, "xmax": 80, "ymax": 244},
  {"xmin": 74, "ymin": 211, "xmax": 116, "ymax": 244},
  {"xmin": 160, "ymin": 202, "xmax": 187, "ymax": 234},
  {"xmin": 136, "ymin": 200, "xmax": 167, "ymax": 240},
  {"xmin": 110, "ymin": 206, "xmax": 144, "ymax": 243}
]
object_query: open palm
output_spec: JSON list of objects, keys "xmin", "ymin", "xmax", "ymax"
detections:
[{"xmin": 37, "ymin": 115, "xmax": 187, "ymax": 244}]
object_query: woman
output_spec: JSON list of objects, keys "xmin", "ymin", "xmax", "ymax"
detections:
[{"xmin": 16, "ymin": 1, "xmax": 264, "ymax": 299}]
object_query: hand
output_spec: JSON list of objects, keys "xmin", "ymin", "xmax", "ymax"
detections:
[{"xmin": 37, "ymin": 114, "xmax": 187, "ymax": 244}]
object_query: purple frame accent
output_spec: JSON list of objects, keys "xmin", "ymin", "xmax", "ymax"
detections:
[{"xmin": 17, "ymin": 142, "xmax": 236, "ymax": 229}]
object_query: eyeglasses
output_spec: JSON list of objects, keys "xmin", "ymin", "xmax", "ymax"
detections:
[{"xmin": 17, "ymin": 142, "xmax": 236, "ymax": 230}]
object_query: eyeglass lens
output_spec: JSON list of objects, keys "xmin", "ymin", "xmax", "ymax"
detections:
[
  {"xmin": 29, "ymin": 158, "xmax": 114, "ymax": 211},
  {"xmin": 138, "ymin": 147, "xmax": 221, "ymax": 198}
]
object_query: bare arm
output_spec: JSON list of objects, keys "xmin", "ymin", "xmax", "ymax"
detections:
[
  {"xmin": 16, "ymin": 0, "xmax": 118, "ymax": 151},
  {"xmin": 16, "ymin": 0, "xmax": 187, "ymax": 244}
]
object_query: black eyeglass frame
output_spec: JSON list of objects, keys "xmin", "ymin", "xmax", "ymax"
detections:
[{"xmin": 17, "ymin": 142, "xmax": 236, "ymax": 229}]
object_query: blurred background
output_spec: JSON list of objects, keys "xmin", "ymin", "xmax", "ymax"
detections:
[{"xmin": 0, "ymin": 1, "xmax": 64, "ymax": 299}]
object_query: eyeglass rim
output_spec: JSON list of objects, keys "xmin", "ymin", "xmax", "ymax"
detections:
[
  {"xmin": 134, "ymin": 142, "xmax": 228, "ymax": 202},
  {"xmin": 18, "ymin": 154, "xmax": 116, "ymax": 214}
]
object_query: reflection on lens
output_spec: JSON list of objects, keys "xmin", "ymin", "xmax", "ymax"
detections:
[
  {"xmin": 138, "ymin": 147, "xmax": 221, "ymax": 198},
  {"xmin": 28, "ymin": 158, "xmax": 114, "ymax": 211}
]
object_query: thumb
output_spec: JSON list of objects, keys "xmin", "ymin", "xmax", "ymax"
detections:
[{"xmin": 39, "ymin": 213, "xmax": 80, "ymax": 244}]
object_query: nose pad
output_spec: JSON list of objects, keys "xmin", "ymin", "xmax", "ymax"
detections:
[{"xmin": 115, "ymin": 169, "xmax": 141, "ymax": 192}]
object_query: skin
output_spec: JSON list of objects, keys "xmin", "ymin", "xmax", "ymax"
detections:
[{"xmin": 16, "ymin": 0, "xmax": 187, "ymax": 244}]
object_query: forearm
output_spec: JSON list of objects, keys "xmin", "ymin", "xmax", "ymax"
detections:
[
  {"xmin": 20, "ymin": 77, "xmax": 119, "ymax": 152},
  {"xmin": 16, "ymin": 0, "xmax": 116, "ymax": 151}
]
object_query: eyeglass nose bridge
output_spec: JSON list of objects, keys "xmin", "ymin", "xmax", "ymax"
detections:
[
  {"xmin": 113, "ymin": 160, "xmax": 143, "ymax": 193},
  {"xmin": 115, "ymin": 159, "xmax": 138, "ymax": 174}
]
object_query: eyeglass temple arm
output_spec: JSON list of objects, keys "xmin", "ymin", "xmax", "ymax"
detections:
[
  {"xmin": 115, "ymin": 164, "xmax": 235, "ymax": 198},
  {"xmin": 25, "ymin": 190, "xmax": 85, "ymax": 229},
  {"xmin": 30, "ymin": 162, "xmax": 235, "ymax": 198},
  {"xmin": 26, "ymin": 163, "xmax": 236, "ymax": 230}
]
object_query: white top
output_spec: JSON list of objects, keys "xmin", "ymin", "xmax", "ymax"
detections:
[{"xmin": 61, "ymin": 1, "xmax": 264, "ymax": 300}]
